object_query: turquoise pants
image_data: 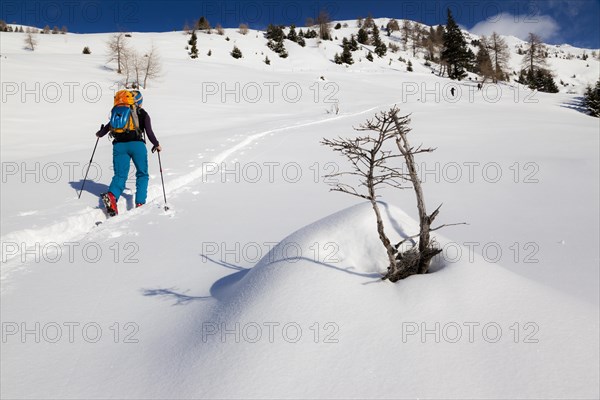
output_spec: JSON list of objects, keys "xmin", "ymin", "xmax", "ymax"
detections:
[{"xmin": 109, "ymin": 141, "xmax": 149, "ymax": 204}]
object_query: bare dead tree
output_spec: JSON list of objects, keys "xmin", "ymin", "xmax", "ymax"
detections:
[
  {"xmin": 121, "ymin": 48, "xmax": 134, "ymax": 87},
  {"xmin": 488, "ymin": 32, "xmax": 510, "ymax": 82},
  {"xmin": 238, "ymin": 23, "xmax": 249, "ymax": 35},
  {"xmin": 389, "ymin": 110, "xmax": 439, "ymax": 278},
  {"xmin": 142, "ymin": 44, "xmax": 162, "ymax": 89},
  {"xmin": 522, "ymin": 32, "xmax": 548, "ymax": 75},
  {"xmin": 107, "ymin": 32, "xmax": 127, "ymax": 74},
  {"xmin": 316, "ymin": 10, "xmax": 331, "ymax": 40},
  {"xmin": 131, "ymin": 50, "xmax": 142, "ymax": 88},
  {"xmin": 477, "ymin": 36, "xmax": 495, "ymax": 83},
  {"xmin": 321, "ymin": 120, "xmax": 407, "ymax": 272},
  {"xmin": 183, "ymin": 21, "xmax": 192, "ymax": 34},
  {"xmin": 390, "ymin": 107, "xmax": 464, "ymax": 279},
  {"xmin": 401, "ymin": 20, "xmax": 413, "ymax": 51},
  {"xmin": 363, "ymin": 14, "xmax": 374, "ymax": 29},
  {"xmin": 24, "ymin": 32, "xmax": 37, "ymax": 51},
  {"xmin": 323, "ymin": 106, "xmax": 464, "ymax": 282},
  {"xmin": 410, "ymin": 24, "xmax": 424, "ymax": 57},
  {"xmin": 386, "ymin": 19, "xmax": 400, "ymax": 36}
]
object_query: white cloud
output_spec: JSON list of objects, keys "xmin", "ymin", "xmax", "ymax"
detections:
[
  {"xmin": 546, "ymin": 0, "xmax": 582, "ymax": 17},
  {"xmin": 470, "ymin": 12, "xmax": 560, "ymax": 41}
]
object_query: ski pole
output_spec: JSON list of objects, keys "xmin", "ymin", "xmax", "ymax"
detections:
[
  {"xmin": 78, "ymin": 136, "xmax": 100, "ymax": 199},
  {"xmin": 157, "ymin": 151, "xmax": 169, "ymax": 211}
]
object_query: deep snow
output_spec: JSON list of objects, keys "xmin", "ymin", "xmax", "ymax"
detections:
[{"xmin": 1, "ymin": 20, "xmax": 599, "ymax": 399}]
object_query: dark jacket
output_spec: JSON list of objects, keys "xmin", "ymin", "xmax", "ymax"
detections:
[{"xmin": 97, "ymin": 108, "xmax": 159, "ymax": 147}]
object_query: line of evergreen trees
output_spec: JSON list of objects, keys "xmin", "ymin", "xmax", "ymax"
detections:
[
  {"xmin": 334, "ymin": 24, "xmax": 387, "ymax": 65},
  {"xmin": 0, "ymin": 20, "xmax": 67, "ymax": 34}
]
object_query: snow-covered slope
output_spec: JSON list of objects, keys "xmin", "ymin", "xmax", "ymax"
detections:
[{"xmin": 1, "ymin": 21, "xmax": 598, "ymax": 399}]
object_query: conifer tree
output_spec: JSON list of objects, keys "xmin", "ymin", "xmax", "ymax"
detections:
[
  {"xmin": 583, "ymin": 80, "xmax": 600, "ymax": 117},
  {"xmin": 340, "ymin": 40, "xmax": 354, "ymax": 64},
  {"xmin": 465, "ymin": 48, "xmax": 476, "ymax": 72},
  {"xmin": 349, "ymin": 34, "xmax": 359, "ymax": 51},
  {"xmin": 304, "ymin": 29, "xmax": 318, "ymax": 39},
  {"xmin": 372, "ymin": 24, "xmax": 387, "ymax": 57},
  {"xmin": 196, "ymin": 16, "xmax": 210, "ymax": 31},
  {"xmin": 188, "ymin": 30, "xmax": 198, "ymax": 58},
  {"xmin": 287, "ymin": 25, "xmax": 298, "ymax": 42},
  {"xmin": 533, "ymin": 69, "xmax": 559, "ymax": 92},
  {"xmin": 266, "ymin": 24, "xmax": 288, "ymax": 57},
  {"xmin": 230, "ymin": 45, "xmax": 242, "ymax": 59},
  {"xmin": 357, "ymin": 28, "xmax": 369, "ymax": 44},
  {"xmin": 441, "ymin": 9, "xmax": 469, "ymax": 80}
]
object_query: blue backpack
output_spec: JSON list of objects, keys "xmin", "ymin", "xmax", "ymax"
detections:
[{"xmin": 109, "ymin": 90, "xmax": 140, "ymax": 134}]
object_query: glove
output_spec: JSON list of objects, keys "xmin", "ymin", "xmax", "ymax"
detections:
[
  {"xmin": 96, "ymin": 124, "xmax": 105, "ymax": 137},
  {"xmin": 152, "ymin": 144, "xmax": 162, "ymax": 153}
]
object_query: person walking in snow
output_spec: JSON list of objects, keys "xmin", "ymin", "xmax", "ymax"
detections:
[{"xmin": 96, "ymin": 90, "xmax": 162, "ymax": 216}]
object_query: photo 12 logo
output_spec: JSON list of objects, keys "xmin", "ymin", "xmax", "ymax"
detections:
[
  {"xmin": 1, "ymin": 1, "xmax": 140, "ymax": 26},
  {"xmin": 201, "ymin": 241, "xmax": 340, "ymax": 265},
  {"xmin": 201, "ymin": 81, "xmax": 339, "ymax": 104},
  {"xmin": 402, "ymin": 321, "xmax": 540, "ymax": 344},
  {"xmin": 201, "ymin": 321, "xmax": 340, "ymax": 344},
  {"xmin": 2, "ymin": 321, "xmax": 140, "ymax": 344},
  {"xmin": 1, "ymin": 241, "xmax": 140, "ymax": 265},
  {"xmin": 2, "ymin": 81, "xmax": 103, "ymax": 104}
]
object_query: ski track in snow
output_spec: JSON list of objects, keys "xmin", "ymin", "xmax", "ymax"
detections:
[{"xmin": 0, "ymin": 103, "xmax": 386, "ymax": 281}]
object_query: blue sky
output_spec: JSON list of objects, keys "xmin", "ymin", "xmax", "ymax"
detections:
[{"xmin": 2, "ymin": 0, "xmax": 599, "ymax": 48}]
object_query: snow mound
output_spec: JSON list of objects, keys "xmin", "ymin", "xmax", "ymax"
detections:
[{"xmin": 168, "ymin": 203, "xmax": 599, "ymax": 399}]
